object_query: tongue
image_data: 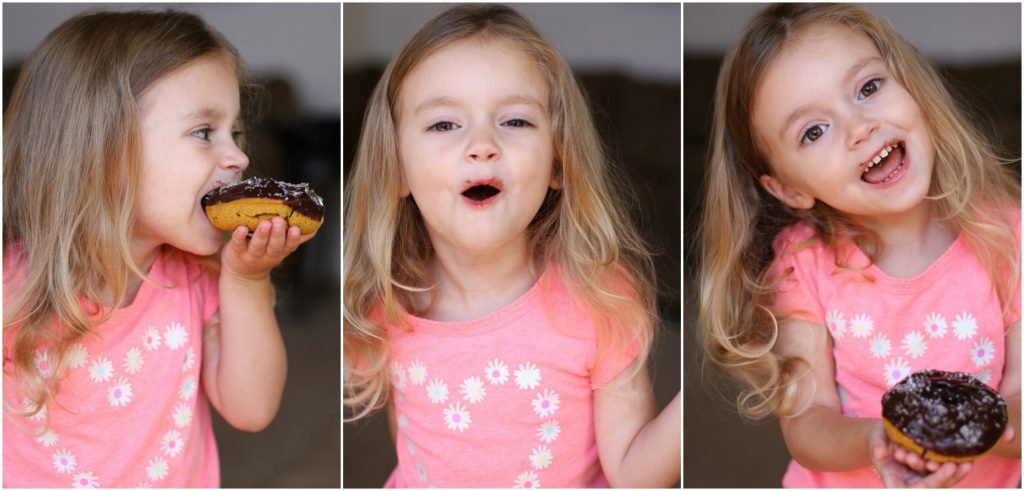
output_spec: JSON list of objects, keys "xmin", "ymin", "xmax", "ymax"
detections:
[{"xmin": 862, "ymin": 146, "xmax": 903, "ymax": 184}]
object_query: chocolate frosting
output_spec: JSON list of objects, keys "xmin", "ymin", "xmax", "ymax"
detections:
[
  {"xmin": 882, "ymin": 369, "xmax": 1007, "ymax": 458},
  {"xmin": 202, "ymin": 176, "xmax": 324, "ymax": 220}
]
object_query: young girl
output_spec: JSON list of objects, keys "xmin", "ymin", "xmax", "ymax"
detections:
[
  {"xmin": 698, "ymin": 3, "xmax": 1021, "ymax": 488},
  {"xmin": 344, "ymin": 4, "xmax": 680, "ymax": 488},
  {"xmin": 3, "ymin": 10, "xmax": 316, "ymax": 487}
]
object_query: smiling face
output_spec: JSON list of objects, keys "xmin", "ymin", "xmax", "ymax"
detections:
[
  {"xmin": 396, "ymin": 36, "xmax": 557, "ymax": 257},
  {"xmin": 133, "ymin": 55, "xmax": 249, "ymax": 262},
  {"xmin": 751, "ymin": 24, "xmax": 934, "ymax": 221}
]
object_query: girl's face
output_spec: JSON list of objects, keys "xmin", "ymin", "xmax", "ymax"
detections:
[
  {"xmin": 134, "ymin": 56, "xmax": 249, "ymax": 260},
  {"xmin": 396, "ymin": 37, "xmax": 557, "ymax": 256},
  {"xmin": 751, "ymin": 25, "xmax": 934, "ymax": 220}
]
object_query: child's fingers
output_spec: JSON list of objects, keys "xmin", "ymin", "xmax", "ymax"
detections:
[
  {"xmin": 914, "ymin": 462, "xmax": 955, "ymax": 488},
  {"xmin": 1003, "ymin": 424, "xmax": 1015, "ymax": 442},
  {"xmin": 230, "ymin": 226, "xmax": 250, "ymax": 253},
  {"xmin": 265, "ymin": 217, "xmax": 288, "ymax": 255},
  {"xmin": 283, "ymin": 226, "xmax": 304, "ymax": 254},
  {"xmin": 247, "ymin": 220, "xmax": 272, "ymax": 255}
]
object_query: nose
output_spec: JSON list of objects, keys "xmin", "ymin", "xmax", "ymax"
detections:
[
  {"xmin": 465, "ymin": 125, "xmax": 500, "ymax": 163},
  {"xmin": 221, "ymin": 138, "xmax": 250, "ymax": 174},
  {"xmin": 846, "ymin": 110, "xmax": 880, "ymax": 149}
]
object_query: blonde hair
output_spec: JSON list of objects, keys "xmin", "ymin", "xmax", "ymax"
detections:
[
  {"xmin": 344, "ymin": 4, "xmax": 656, "ymax": 421},
  {"xmin": 3, "ymin": 10, "xmax": 245, "ymax": 419},
  {"xmin": 698, "ymin": 4, "xmax": 1020, "ymax": 418}
]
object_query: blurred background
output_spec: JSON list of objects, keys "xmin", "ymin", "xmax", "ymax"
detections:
[
  {"xmin": 3, "ymin": 3, "xmax": 341, "ymax": 487},
  {"xmin": 343, "ymin": 3, "xmax": 681, "ymax": 487},
  {"xmin": 683, "ymin": 3, "xmax": 1021, "ymax": 487}
]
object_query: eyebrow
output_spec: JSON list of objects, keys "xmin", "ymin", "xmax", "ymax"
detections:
[
  {"xmin": 778, "ymin": 56, "xmax": 883, "ymax": 141},
  {"xmin": 413, "ymin": 94, "xmax": 545, "ymax": 114},
  {"xmin": 185, "ymin": 107, "xmax": 227, "ymax": 121}
]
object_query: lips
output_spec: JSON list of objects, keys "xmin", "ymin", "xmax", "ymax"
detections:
[
  {"xmin": 461, "ymin": 178, "xmax": 503, "ymax": 205},
  {"xmin": 861, "ymin": 141, "xmax": 906, "ymax": 184}
]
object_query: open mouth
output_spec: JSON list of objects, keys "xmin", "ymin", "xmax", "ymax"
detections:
[
  {"xmin": 861, "ymin": 141, "xmax": 906, "ymax": 184},
  {"xmin": 461, "ymin": 179, "xmax": 503, "ymax": 204}
]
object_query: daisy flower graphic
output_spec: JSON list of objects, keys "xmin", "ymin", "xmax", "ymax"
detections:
[
  {"xmin": 952, "ymin": 312, "xmax": 978, "ymax": 340},
  {"xmin": 514, "ymin": 471, "xmax": 541, "ymax": 488},
  {"xmin": 173, "ymin": 403, "xmax": 193, "ymax": 428},
  {"xmin": 537, "ymin": 420, "xmax": 561, "ymax": 444},
  {"xmin": 36, "ymin": 426, "xmax": 58, "ymax": 447},
  {"xmin": 179, "ymin": 375, "xmax": 197, "ymax": 400},
  {"xmin": 88, "ymin": 356, "xmax": 114, "ymax": 383},
  {"xmin": 849, "ymin": 313, "xmax": 873, "ymax": 338},
  {"xmin": 71, "ymin": 471, "xmax": 99, "ymax": 488},
  {"xmin": 182, "ymin": 348, "xmax": 195, "ymax": 373},
  {"xmin": 485, "ymin": 359, "xmax": 510, "ymax": 385},
  {"xmin": 532, "ymin": 389, "xmax": 560, "ymax": 418},
  {"xmin": 884, "ymin": 358, "xmax": 912, "ymax": 386},
  {"xmin": 443, "ymin": 401, "xmax": 471, "ymax": 432},
  {"xmin": 24, "ymin": 397, "xmax": 46, "ymax": 422},
  {"xmin": 34, "ymin": 349, "xmax": 52, "ymax": 377},
  {"xmin": 460, "ymin": 376, "xmax": 487, "ymax": 404},
  {"xmin": 922, "ymin": 312, "xmax": 947, "ymax": 338},
  {"xmin": 416, "ymin": 462, "xmax": 428, "ymax": 482},
  {"xmin": 529, "ymin": 445, "xmax": 553, "ymax": 470},
  {"xmin": 66, "ymin": 344, "xmax": 89, "ymax": 369},
  {"xmin": 108, "ymin": 378, "xmax": 133, "ymax": 407},
  {"xmin": 53, "ymin": 448, "xmax": 77, "ymax": 474},
  {"xmin": 901, "ymin": 331, "xmax": 927, "ymax": 359},
  {"xmin": 515, "ymin": 362, "xmax": 542, "ymax": 390},
  {"xmin": 407, "ymin": 360, "xmax": 428, "ymax": 385},
  {"xmin": 146, "ymin": 457, "xmax": 168, "ymax": 481},
  {"xmin": 124, "ymin": 348, "xmax": 144, "ymax": 375},
  {"xmin": 390, "ymin": 362, "xmax": 407, "ymax": 392},
  {"xmin": 868, "ymin": 334, "xmax": 890, "ymax": 359},
  {"xmin": 825, "ymin": 309, "xmax": 846, "ymax": 340},
  {"xmin": 136, "ymin": 482, "xmax": 153, "ymax": 488},
  {"xmin": 162, "ymin": 430, "xmax": 184, "ymax": 457},
  {"xmin": 164, "ymin": 322, "xmax": 188, "ymax": 350},
  {"xmin": 426, "ymin": 378, "xmax": 449, "ymax": 404},
  {"xmin": 974, "ymin": 369, "xmax": 993, "ymax": 385},
  {"xmin": 398, "ymin": 413, "xmax": 409, "ymax": 428},
  {"xmin": 971, "ymin": 337, "xmax": 995, "ymax": 367},
  {"xmin": 143, "ymin": 326, "xmax": 162, "ymax": 351},
  {"xmin": 406, "ymin": 437, "xmax": 417, "ymax": 456}
]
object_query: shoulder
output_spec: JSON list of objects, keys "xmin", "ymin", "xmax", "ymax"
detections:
[
  {"xmin": 769, "ymin": 221, "xmax": 832, "ymax": 277},
  {"xmin": 158, "ymin": 248, "xmax": 218, "ymax": 286}
]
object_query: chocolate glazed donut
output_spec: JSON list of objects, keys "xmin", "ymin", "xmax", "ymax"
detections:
[
  {"xmin": 202, "ymin": 177, "xmax": 324, "ymax": 235},
  {"xmin": 881, "ymin": 369, "xmax": 1007, "ymax": 463}
]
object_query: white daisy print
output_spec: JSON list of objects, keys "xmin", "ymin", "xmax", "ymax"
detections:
[
  {"xmin": 407, "ymin": 360, "xmax": 428, "ymax": 386},
  {"xmin": 443, "ymin": 401, "xmax": 471, "ymax": 432},
  {"xmin": 460, "ymin": 376, "xmax": 487, "ymax": 404},
  {"xmin": 390, "ymin": 362, "xmax": 407, "ymax": 392},
  {"xmin": 161, "ymin": 430, "xmax": 184, "ymax": 457},
  {"xmin": 416, "ymin": 462, "xmax": 428, "ymax": 482},
  {"xmin": 426, "ymin": 378, "xmax": 449, "ymax": 404},
  {"xmin": 884, "ymin": 358, "xmax": 912, "ymax": 386},
  {"xmin": 164, "ymin": 322, "xmax": 188, "ymax": 350},
  {"xmin": 173, "ymin": 403, "xmax": 193, "ymax": 428},
  {"xmin": 485, "ymin": 358, "xmax": 510, "ymax": 385},
  {"xmin": 34, "ymin": 349, "xmax": 52, "ymax": 377},
  {"xmin": 825, "ymin": 309, "xmax": 846, "ymax": 340},
  {"xmin": 868, "ymin": 333, "xmax": 890, "ymax": 359},
  {"xmin": 901, "ymin": 331, "xmax": 927, "ymax": 359},
  {"xmin": 179, "ymin": 375, "xmax": 197, "ymax": 400},
  {"xmin": 88, "ymin": 356, "xmax": 114, "ymax": 383},
  {"xmin": 36, "ymin": 426, "xmax": 58, "ymax": 447},
  {"xmin": 529, "ymin": 445, "xmax": 553, "ymax": 470},
  {"xmin": 514, "ymin": 471, "xmax": 541, "ymax": 488},
  {"xmin": 406, "ymin": 437, "xmax": 417, "ymax": 456},
  {"xmin": 124, "ymin": 348, "xmax": 144, "ymax": 375},
  {"xmin": 66, "ymin": 344, "xmax": 89, "ymax": 369},
  {"xmin": 182, "ymin": 348, "xmax": 196, "ymax": 373},
  {"xmin": 922, "ymin": 312, "xmax": 947, "ymax": 338},
  {"xmin": 398, "ymin": 413, "xmax": 409, "ymax": 428},
  {"xmin": 849, "ymin": 313, "xmax": 874, "ymax": 338},
  {"xmin": 24, "ymin": 397, "xmax": 46, "ymax": 422},
  {"xmin": 971, "ymin": 337, "xmax": 995, "ymax": 367},
  {"xmin": 72, "ymin": 471, "xmax": 99, "ymax": 488},
  {"xmin": 974, "ymin": 368, "xmax": 993, "ymax": 385},
  {"xmin": 53, "ymin": 448, "xmax": 77, "ymax": 474},
  {"xmin": 143, "ymin": 326, "xmax": 162, "ymax": 351},
  {"xmin": 108, "ymin": 378, "xmax": 133, "ymax": 407},
  {"xmin": 952, "ymin": 312, "xmax": 978, "ymax": 340},
  {"xmin": 537, "ymin": 420, "xmax": 561, "ymax": 444},
  {"xmin": 146, "ymin": 457, "xmax": 168, "ymax": 481},
  {"xmin": 515, "ymin": 362, "xmax": 542, "ymax": 390},
  {"xmin": 136, "ymin": 482, "xmax": 152, "ymax": 488},
  {"xmin": 532, "ymin": 389, "xmax": 561, "ymax": 418}
]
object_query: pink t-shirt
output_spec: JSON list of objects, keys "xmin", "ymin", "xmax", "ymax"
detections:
[
  {"xmin": 771, "ymin": 220, "xmax": 1021, "ymax": 488},
  {"xmin": 3, "ymin": 248, "xmax": 221, "ymax": 488},
  {"xmin": 382, "ymin": 265, "xmax": 636, "ymax": 488}
]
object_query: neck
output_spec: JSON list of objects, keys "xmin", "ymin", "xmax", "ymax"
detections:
[
  {"xmin": 852, "ymin": 203, "xmax": 956, "ymax": 277},
  {"xmin": 97, "ymin": 239, "xmax": 160, "ymax": 309}
]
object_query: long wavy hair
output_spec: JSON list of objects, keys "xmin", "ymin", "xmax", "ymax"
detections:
[
  {"xmin": 3, "ymin": 10, "xmax": 246, "ymax": 420},
  {"xmin": 344, "ymin": 4, "xmax": 657, "ymax": 422},
  {"xmin": 698, "ymin": 3, "xmax": 1020, "ymax": 419}
]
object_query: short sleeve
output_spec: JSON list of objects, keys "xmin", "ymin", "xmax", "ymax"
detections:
[
  {"xmin": 1005, "ymin": 210, "xmax": 1022, "ymax": 327},
  {"xmin": 770, "ymin": 224, "xmax": 826, "ymax": 324},
  {"xmin": 589, "ymin": 336, "xmax": 640, "ymax": 388},
  {"xmin": 200, "ymin": 264, "xmax": 219, "ymax": 323}
]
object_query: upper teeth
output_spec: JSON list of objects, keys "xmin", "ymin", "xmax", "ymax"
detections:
[{"xmin": 864, "ymin": 144, "xmax": 896, "ymax": 172}]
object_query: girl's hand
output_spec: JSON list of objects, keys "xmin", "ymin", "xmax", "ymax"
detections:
[
  {"xmin": 220, "ymin": 216, "xmax": 317, "ymax": 281},
  {"xmin": 869, "ymin": 421, "xmax": 972, "ymax": 488}
]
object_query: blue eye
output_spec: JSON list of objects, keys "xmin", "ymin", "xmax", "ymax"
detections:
[
  {"xmin": 428, "ymin": 121, "xmax": 459, "ymax": 132},
  {"xmin": 858, "ymin": 78, "xmax": 882, "ymax": 100},
  {"xmin": 502, "ymin": 119, "xmax": 532, "ymax": 128},
  {"xmin": 192, "ymin": 128, "xmax": 211, "ymax": 141},
  {"xmin": 801, "ymin": 124, "xmax": 828, "ymax": 144}
]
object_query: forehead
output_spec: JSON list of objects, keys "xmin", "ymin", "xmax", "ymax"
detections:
[{"xmin": 140, "ymin": 56, "xmax": 241, "ymax": 118}]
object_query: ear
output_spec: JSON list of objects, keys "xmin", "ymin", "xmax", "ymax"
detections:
[
  {"xmin": 398, "ymin": 163, "xmax": 411, "ymax": 198},
  {"xmin": 549, "ymin": 161, "xmax": 562, "ymax": 190},
  {"xmin": 758, "ymin": 174, "xmax": 814, "ymax": 210}
]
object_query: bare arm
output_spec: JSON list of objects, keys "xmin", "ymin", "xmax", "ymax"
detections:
[
  {"xmin": 594, "ymin": 362, "xmax": 680, "ymax": 487},
  {"xmin": 993, "ymin": 321, "xmax": 1021, "ymax": 458},
  {"xmin": 202, "ymin": 217, "xmax": 315, "ymax": 431}
]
